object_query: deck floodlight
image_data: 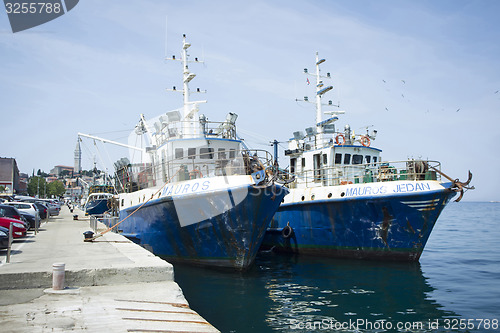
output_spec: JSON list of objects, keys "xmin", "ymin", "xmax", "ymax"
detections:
[
  {"xmin": 226, "ymin": 112, "xmax": 238, "ymax": 124},
  {"xmin": 304, "ymin": 96, "xmax": 309, "ymax": 102},
  {"xmin": 327, "ymin": 72, "xmax": 331, "ymax": 78},
  {"xmin": 293, "ymin": 131, "xmax": 305, "ymax": 141},
  {"xmin": 304, "ymin": 68, "xmax": 308, "ymax": 73},
  {"xmin": 120, "ymin": 157, "xmax": 130, "ymax": 166},
  {"xmin": 305, "ymin": 127, "xmax": 317, "ymax": 137},
  {"xmin": 323, "ymin": 124, "xmax": 335, "ymax": 134},
  {"xmin": 328, "ymin": 100, "xmax": 333, "ymax": 105},
  {"xmin": 166, "ymin": 110, "xmax": 181, "ymax": 122},
  {"xmin": 185, "ymin": 73, "xmax": 196, "ymax": 83},
  {"xmin": 317, "ymin": 85, "xmax": 333, "ymax": 96},
  {"xmin": 316, "ymin": 59, "xmax": 326, "ymax": 65}
]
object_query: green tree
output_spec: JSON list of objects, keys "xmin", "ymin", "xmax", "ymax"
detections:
[
  {"xmin": 60, "ymin": 170, "xmax": 71, "ymax": 177},
  {"xmin": 0, "ymin": 185, "xmax": 5, "ymax": 193},
  {"xmin": 27, "ymin": 176, "xmax": 47, "ymax": 197},
  {"xmin": 47, "ymin": 180, "xmax": 66, "ymax": 197}
]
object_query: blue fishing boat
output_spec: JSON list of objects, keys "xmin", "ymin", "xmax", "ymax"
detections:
[
  {"xmin": 79, "ymin": 35, "xmax": 287, "ymax": 270},
  {"xmin": 261, "ymin": 53, "xmax": 473, "ymax": 261},
  {"xmin": 84, "ymin": 185, "xmax": 114, "ymax": 216}
]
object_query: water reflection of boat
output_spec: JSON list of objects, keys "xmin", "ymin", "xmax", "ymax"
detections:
[
  {"xmin": 174, "ymin": 254, "xmax": 461, "ymax": 333},
  {"xmin": 261, "ymin": 54, "xmax": 474, "ymax": 261}
]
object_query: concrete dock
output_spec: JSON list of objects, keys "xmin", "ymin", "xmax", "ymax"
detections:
[{"xmin": 0, "ymin": 206, "xmax": 219, "ymax": 333}]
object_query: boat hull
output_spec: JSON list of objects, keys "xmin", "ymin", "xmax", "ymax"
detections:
[
  {"xmin": 119, "ymin": 183, "xmax": 287, "ymax": 270},
  {"xmin": 261, "ymin": 183, "xmax": 456, "ymax": 261},
  {"xmin": 85, "ymin": 199, "xmax": 109, "ymax": 216}
]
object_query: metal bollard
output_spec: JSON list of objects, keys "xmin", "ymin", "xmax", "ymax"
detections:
[
  {"xmin": 6, "ymin": 222, "xmax": 13, "ymax": 263},
  {"xmin": 52, "ymin": 263, "xmax": 65, "ymax": 290}
]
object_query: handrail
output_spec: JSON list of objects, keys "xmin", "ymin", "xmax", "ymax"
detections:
[
  {"xmin": 286, "ymin": 159, "xmax": 442, "ymax": 188},
  {"xmin": 113, "ymin": 148, "xmax": 275, "ymax": 193},
  {"xmin": 153, "ymin": 120, "xmax": 238, "ymax": 144}
]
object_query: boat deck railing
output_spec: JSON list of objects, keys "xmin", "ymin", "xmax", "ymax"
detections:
[
  {"xmin": 114, "ymin": 149, "xmax": 275, "ymax": 193},
  {"xmin": 287, "ymin": 160, "xmax": 442, "ymax": 188},
  {"xmin": 153, "ymin": 120, "xmax": 238, "ymax": 144}
]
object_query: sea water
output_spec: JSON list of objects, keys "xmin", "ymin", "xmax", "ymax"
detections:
[{"xmin": 174, "ymin": 202, "xmax": 500, "ymax": 332}]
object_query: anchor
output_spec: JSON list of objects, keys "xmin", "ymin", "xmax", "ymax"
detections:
[
  {"xmin": 451, "ymin": 170, "xmax": 475, "ymax": 202},
  {"xmin": 429, "ymin": 166, "xmax": 475, "ymax": 202}
]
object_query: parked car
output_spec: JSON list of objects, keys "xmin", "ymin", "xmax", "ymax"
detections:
[
  {"xmin": 32, "ymin": 202, "xmax": 49, "ymax": 219},
  {"xmin": 3, "ymin": 202, "xmax": 40, "ymax": 225},
  {"xmin": 19, "ymin": 211, "xmax": 39, "ymax": 230},
  {"xmin": 37, "ymin": 200, "xmax": 60, "ymax": 216},
  {"xmin": 0, "ymin": 217, "xmax": 27, "ymax": 238},
  {"xmin": 0, "ymin": 226, "xmax": 9, "ymax": 249},
  {"xmin": 0, "ymin": 204, "xmax": 23, "ymax": 221},
  {"xmin": 0, "ymin": 204, "xmax": 29, "ymax": 229}
]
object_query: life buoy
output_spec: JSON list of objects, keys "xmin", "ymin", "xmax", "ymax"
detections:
[
  {"xmin": 281, "ymin": 223, "xmax": 293, "ymax": 239},
  {"xmin": 361, "ymin": 136, "xmax": 371, "ymax": 147},
  {"xmin": 335, "ymin": 134, "xmax": 346, "ymax": 145},
  {"xmin": 189, "ymin": 169, "xmax": 203, "ymax": 179}
]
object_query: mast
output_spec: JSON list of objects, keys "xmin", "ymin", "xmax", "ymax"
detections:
[
  {"xmin": 314, "ymin": 52, "xmax": 333, "ymax": 143},
  {"xmin": 167, "ymin": 34, "xmax": 206, "ymax": 137},
  {"xmin": 302, "ymin": 52, "xmax": 336, "ymax": 145}
]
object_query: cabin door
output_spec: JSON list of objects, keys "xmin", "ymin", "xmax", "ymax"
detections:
[{"xmin": 313, "ymin": 153, "xmax": 322, "ymax": 183}]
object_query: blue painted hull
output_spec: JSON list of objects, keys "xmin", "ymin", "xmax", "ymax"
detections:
[
  {"xmin": 85, "ymin": 199, "xmax": 109, "ymax": 216},
  {"xmin": 119, "ymin": 184, "xmax": 287, "ymax": 270},
  {"xmin": 261, "ymin": 188, "xmax": 456, "ymax": 261}
]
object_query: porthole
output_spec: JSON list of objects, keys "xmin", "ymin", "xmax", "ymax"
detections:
[
  {"xmin": 301, "ymin": 196, "xmax": 305, "ymax": 201},
  {"xmin": 340, "ymin": 192, "xmax": 345, "ymax": 197},
  {"xmin": 327, "ymin": 193, "xmax": 332, "ymax": 198},
  {"xmin": 311, "ymin": 195, "xmax": 315, "ymax": 200}
]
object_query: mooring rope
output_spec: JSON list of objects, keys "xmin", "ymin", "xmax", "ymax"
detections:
[{"xmin": 89, "ymin": 168, "xmax": 182, "ymax": 241}]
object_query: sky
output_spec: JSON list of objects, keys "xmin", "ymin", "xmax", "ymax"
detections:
[{"xmin": 1, "ymin": 0, "xmax": 499, "ymax": 202}]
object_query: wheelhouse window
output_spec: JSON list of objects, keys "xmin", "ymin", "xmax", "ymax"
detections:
[
  {"xmin": 373, "ymin": 156, "xmax": 378, "ymax": 165},
  {"xmin": 352, "ymin": 154, "xmax": 363, "ymax": 165},
  {"xmin": 335, "ymin": 153, "xmax": 342, "ymax": 164},
  {"xmin": 301, "ymin": 158, "xmax": 306, "ymax": 168},
  {"xmin": 218, "ymin": 148, "xmax": 226, "ymax": 159},
  {"xmin": 200, "ymin": 148, "xmax": 214, "ymax": 159},
  {"xmin": 229, "ymin": 149, "xmax": 236, "ymax": 159},
  {"xmin": 343, "ymin": 153, "xmax": 351, "ymax": 165},
  {"xmin": 175, "ymin": 148, "xmax": 183, "ymax": 159},
  {"xmin": 365, "ymin": 155, "xmax": 371, "ymax": 164},
  {"xmin": 323, "ymin": 154, "xmax": 328, "ymax": 165},
  {"xmin": 188, "ymin": 148, "xmax": 196, "ymax": 159}
]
